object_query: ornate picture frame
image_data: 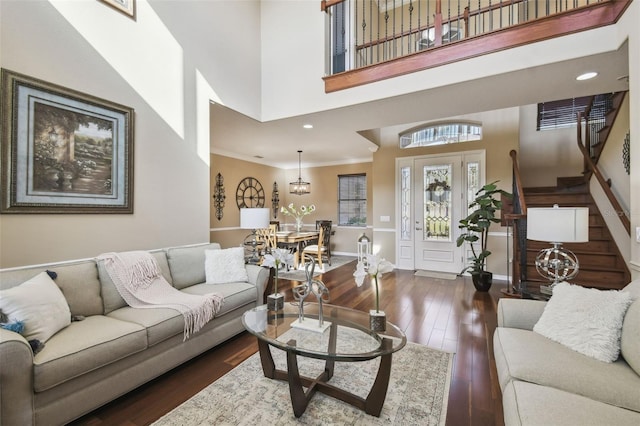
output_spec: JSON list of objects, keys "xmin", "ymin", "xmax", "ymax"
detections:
[
  {"xmin": 99, "ymin": 0, "xmax": 136, "ymax": 20},
  {"xmin": 1, "ymin": 69, "xmax": 134, "ymax": 214}
]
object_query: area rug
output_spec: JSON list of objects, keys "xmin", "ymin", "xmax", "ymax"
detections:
[
  {"xmin": 153, "ymin": 341, "xmax": 453, "ymax": 425},
  {"xmin": 278, "ymin": 255, "xmax": 357, "ymax": 282},
  {"xmin": 415, "ymin": 270, "xmax": 459, "ymax": 280}
]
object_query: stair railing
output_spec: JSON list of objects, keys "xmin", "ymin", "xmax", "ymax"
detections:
[
  {"xmin": 583, "ymin": 92, "xmax": 621, "ymax": 169},
  {"xmin": 576, "ymin": 112, "xmax": 630, "ymax": 235},
  {"xmin": 506, "ymin": 150, "xmax": 528, "ymax": 291}
]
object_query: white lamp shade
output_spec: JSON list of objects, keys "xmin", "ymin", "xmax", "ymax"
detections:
[
  {"xmin": 526, "ymin": 205, "xmax": 589, "ymax": 243},
  {"xmin": 240, "ymin": 208, "xmax": 270, "ymax": 229}
]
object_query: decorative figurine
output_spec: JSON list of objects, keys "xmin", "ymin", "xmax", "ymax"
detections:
[{"xmin": 291, "ymin": 256, "xmax": 331, "ymax": 333}]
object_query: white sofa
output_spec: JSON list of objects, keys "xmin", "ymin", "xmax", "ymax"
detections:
[
  {"xmin": 493, "ymin": 280, "xmax": 640, "ymax": 425},
  {"xmin": 0, "ymin": 243, "xmax": 269, "ymax": 425}
]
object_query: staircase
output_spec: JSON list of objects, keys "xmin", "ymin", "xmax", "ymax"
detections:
[{"xmin": 523, "ymin": 178, "xmax": 630, "ymax": 291}]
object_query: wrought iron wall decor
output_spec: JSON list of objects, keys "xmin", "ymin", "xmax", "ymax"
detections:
[
  {"xmin": 623, "ymin": 132, "xmax": 630, "ymax": 175},
  {"xmin": 271, "ymin": 181, "xmax": 279, "ymax": 218},
  {"xmin": 213, "ymin": 172, "xmax": 225, "ymax": 220},
  {"xmin": 236, "ymin": 177, "xmax": 265, "ymax": 209}
]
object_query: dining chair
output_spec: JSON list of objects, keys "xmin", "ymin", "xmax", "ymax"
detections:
[
  {"xmin": 302, "ymin": 221, "xmax": 332, "ymax": 268},
  {"xmin": 310, "ymin": 220, "xmax": 332, "ymax": 246},
  {"xmin": 272, "ymin": 223, "xmax": 297, "ymax": 269},
  {"xmin": 257, "ymin": 227, "xmax": 277, "ymax": 257}
]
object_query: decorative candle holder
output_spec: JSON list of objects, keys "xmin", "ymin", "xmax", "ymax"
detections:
[
  {"xmin": 369, "ymin": 310, "xmax": 386, "ymax": 332},
  {"xmin": 267, "ymin": 293, "xmax": 284, "ymax": 311}
]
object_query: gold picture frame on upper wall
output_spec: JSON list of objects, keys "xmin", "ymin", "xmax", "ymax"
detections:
[
  {"xmin": 0, "ymin": 69, "xmax": 134, "ymax": 214},
  {"xmin": 99, "ymin": 0, "xmax": 136, "ymax": 20}
]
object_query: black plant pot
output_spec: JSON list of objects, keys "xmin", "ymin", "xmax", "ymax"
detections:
[{"xmin": 471, "ymin": 271, "xmax": 493, "ymax": 292}]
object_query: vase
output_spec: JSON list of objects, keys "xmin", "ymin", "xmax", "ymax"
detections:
[
  {"xmin": 471, "ymin": 271, "xmax": 493, "ymax": 292},
  {"xmin": 267, "ymin": 293, "xmax": 284, "ymax": 311},
  {"xmin": 369, "ymin": 309, "xmax": 386, "ymax": 332},
  {"xmin": 295, "ymin": 217, "xmax": 304, "ymax": 232}
]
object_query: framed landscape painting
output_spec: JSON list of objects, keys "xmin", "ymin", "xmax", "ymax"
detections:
[{"xmin": 0, "ymin": 69, "xmax": 134, "ymax": 214}]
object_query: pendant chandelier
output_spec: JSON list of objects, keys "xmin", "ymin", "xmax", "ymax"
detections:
[{"xmin": 289, "ymin": 150, "xmax": 311, "ymax": 195}]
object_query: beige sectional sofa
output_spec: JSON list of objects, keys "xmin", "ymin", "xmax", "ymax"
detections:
[
  {"xmin": 494, "ymin": 280, "xmax": 640, "ymax": 425},
  {"xmin": 0, "ymin": 243, "xmax": 269, "ymax": 426}
]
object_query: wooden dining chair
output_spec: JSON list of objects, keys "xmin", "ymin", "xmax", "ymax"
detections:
[
  {"xmin": 257, "ymin": 227, "xmax": 277, "ymax": 256},
  {"xmin": 302, "ymin": 221, "xmax": 332, "ymax": 268}
]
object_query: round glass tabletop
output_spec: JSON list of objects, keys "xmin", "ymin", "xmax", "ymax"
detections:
[{"xmin": 242, "ymin": 302, "xmax": 406, "ymax": 362}]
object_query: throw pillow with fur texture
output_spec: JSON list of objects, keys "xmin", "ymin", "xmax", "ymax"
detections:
[
  {"xmin": 204, "ymin": 247, "xmax": 249, "ymax": 284},
  {"xmin": 533, "ymin": 282, "xmax": 633, "ymax": 362}
]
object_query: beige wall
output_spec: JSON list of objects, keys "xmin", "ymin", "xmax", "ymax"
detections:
[
  {"xmin": 212, "ymin": 108, "xmax": 519, "ymax": 278},
  {"xmin": 209, "ymin": 154, "xmax": 373, "ymax": 255},
  {"xmin": 0, "ymin": 1, "xmax": 264, "ymax": 267},
  {"xmin": 373, "ymin": 107, "xmax": 519, "ymax": 276},
  {"xmin": 518, "ymin": 104, "xmax": 585, "ymax": 187}
]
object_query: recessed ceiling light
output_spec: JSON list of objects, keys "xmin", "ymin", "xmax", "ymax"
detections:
[
  {"xmin": 303, "ymin": 124, "xmax": 313, "ymax": 129},
  {"xmin": 576, "ymin": 72, "xmax": 598, "ymax": 81}
]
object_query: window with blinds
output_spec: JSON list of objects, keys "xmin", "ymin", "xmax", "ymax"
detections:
[
  {"xmin": 537, "ymin": 95, "xmax": 597, "ymax": 130},
  {"xmin": 338, "ymin": 174, "xmax": 366, "ymax": 226}
]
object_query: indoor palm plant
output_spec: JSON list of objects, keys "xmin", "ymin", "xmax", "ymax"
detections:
[{"xmin": 456, "ymin": 181, "xmax": 511, "ymax": 291}]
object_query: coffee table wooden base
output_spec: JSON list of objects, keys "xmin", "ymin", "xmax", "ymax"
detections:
[{"xmin": 257, "ymin": 334, "xmax": 394, "ymax": 418}]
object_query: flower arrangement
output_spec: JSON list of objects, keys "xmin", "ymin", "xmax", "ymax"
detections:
[
  {"xmin": 354, "ymin": 254, "xmax": 394, "ymax": 313},
  {"xmin": 280, "ymin": 203, "xmax": 316, "ymax": 231},
  {"xmin": 261, "ymin": 248, "xmax": 294, "ymax": 297}
]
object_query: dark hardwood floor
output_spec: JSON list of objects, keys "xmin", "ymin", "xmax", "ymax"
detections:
[{"xmin": 72, "ymin": 260, "xmax": 506, "ymax": 426}]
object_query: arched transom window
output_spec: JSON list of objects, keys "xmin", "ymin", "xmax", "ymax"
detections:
[{"xmin": 400, "ymin": 121, "xmax": 482, "ymax": 148}]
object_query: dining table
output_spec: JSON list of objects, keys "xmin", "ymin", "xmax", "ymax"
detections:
[{"xmin": 275, "ymin": 231, "xmax": 319, "ymax": 268}]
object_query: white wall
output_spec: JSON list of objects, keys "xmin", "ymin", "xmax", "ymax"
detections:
[
  {"xmin": 0, "ymin": 0, "xmax": 262, "ymax": 267},
  {"xmin": 259, "ymin": 1, "xmax": 628, "ymax": 123},
  {"xmin": 616, "ymin": 0, "xmax": 640, "ymax": 278}
]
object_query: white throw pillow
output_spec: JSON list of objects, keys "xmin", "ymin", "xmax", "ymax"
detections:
[
  {"xmin": 204, "ymin": 247, "xmax": 248, "ymax": 284},
  {"xmin": 533, "ymin": 282, "xmax": 633, "ymax": 362},
  {"xmin": 0, "ymin": 271, "xmax": 71, "ymax": 342}
]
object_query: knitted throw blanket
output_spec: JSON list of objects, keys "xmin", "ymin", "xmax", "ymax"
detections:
[{"xmin": 98, "ymin": 251, "xmax": 223, "ymax": 340}]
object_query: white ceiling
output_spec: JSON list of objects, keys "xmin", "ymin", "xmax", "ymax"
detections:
[{"xmin": 210, "ymin": 43, "xmax": 629, "ymax": 170}]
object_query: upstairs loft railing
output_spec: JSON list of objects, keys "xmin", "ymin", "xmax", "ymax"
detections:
[{"xmin": 321, "ymin": 0, "xmax": 631, "ymax": 92}]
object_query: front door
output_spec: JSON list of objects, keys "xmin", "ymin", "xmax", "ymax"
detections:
[{"xmin": 414, "ymin": 156, "xmax": 463, "ymax": 274}]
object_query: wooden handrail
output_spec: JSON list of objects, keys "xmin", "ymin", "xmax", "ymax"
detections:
[
  {"xmin": 320, "ymin": 0, "xmax": 344, "ymax": 12},
  {"xmin": 509, "ymin": 150, "xmax": 527, "ymax": 214},
  {"xmin": 576, "ymin": 112, "xmax": 630, "ymax": 234}
]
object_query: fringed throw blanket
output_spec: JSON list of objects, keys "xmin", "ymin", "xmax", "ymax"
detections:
[{"xmin": 98, "ymin": 251, "xmax": 224, "ymax": 340}]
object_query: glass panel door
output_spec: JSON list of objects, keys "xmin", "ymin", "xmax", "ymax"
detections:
[{"xmin": 414, "ymin": 156, "xmax": 462, "ymax": 274}]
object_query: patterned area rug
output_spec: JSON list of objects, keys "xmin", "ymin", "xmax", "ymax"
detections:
[
  {"xmin": 153, "ymin": 341, "xmax": 453, "ymax": 425},
  {"xmin": 278, "ymin": 255, "xmax": 357, "ymax": 282}
]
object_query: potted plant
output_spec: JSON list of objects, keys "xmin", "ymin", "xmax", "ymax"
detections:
[{"xmin": 456, "ymin": 181, "xmax": 511, "ymax": 291}]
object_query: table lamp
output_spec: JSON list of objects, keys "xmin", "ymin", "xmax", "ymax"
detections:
[
  {"xmin": 240, "ymin": 208, "xmax": 270, "ymax": 264},
  {"xmin": 526, "ymin": 204, "xmax": 589, "ymax": 294}
]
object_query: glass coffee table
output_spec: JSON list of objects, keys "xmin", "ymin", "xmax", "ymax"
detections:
[{"xmin": 242, "ymin": 302, "xmax": 406, "ymax": 418}]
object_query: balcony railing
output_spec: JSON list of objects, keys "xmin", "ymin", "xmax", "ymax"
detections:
[{"xmin": 321, "ymin": 0, "xmax": 630, "ymax": 92}]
